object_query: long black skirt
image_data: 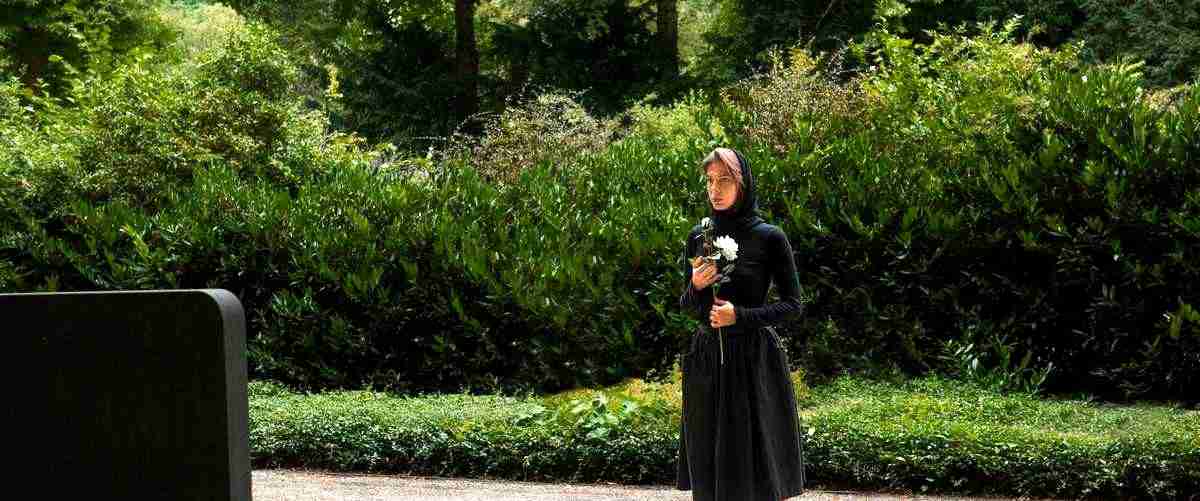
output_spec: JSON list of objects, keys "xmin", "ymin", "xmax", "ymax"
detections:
[{"xmin": 677, "ymin": 324, "xmax": 806, "ymax": 501}]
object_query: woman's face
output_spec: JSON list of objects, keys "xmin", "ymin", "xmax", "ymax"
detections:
[{"xmin": 705, "ymin": 162, "xmax": 739, "ymax": 211}]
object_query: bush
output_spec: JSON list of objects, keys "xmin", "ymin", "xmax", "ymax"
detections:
[
  {"xmin": 0, "ymin": 0, "xmax": 175, "ymax": 95},
  {"xmin": 159, "ymin": 2, "xmax": 246, "ymax": 62},
  {"xmin": 5, "ymin": 21, "xmax": 1200, "ymax": 399},
  {"xmin": 449, "ymin": 92, "xmax": 617, "ymax": 183},
  {"xmin": 803, "ymin": 377, "xmax": 1200, "ymax": 498},
  {"xmin": 899, "ymin": 0, "xmax": 1085, "ymax": 47},
  {"xmin": 4, "ymin": 21, "xmax": 318, "ymax": 212},
  {"xmin": 249, "ymin": 382, "xmax": 677, "ymax": 483},
  {"xmin": 1079, "ymin": 0, "xmax": 1200, "ymax": 86},
  {"xmin": 720, "ymin": 48, "xmax": 866, "ymax": 155},
  {"xmin": 248, "ymin": 375, "xmax": 1200, "ymax": 498},
  {"xmin": 224, "ymin": 0, "xmax": 465, "ymax": 145},
  {"xmin": 693, "ymin": 0, "xmax": 878, "ymax": 85},
  {"xmin": 708, "ymin": 25, "xmax": 1200, "ymax": 400},
  {"xmin": 197, "ymin": 22, "xmax": 298, "ymax": 100}
]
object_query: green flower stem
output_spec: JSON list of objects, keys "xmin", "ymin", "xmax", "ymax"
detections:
[{"xmin": 714, "ymin": 283, "xmax": 724, "ymax": 365}]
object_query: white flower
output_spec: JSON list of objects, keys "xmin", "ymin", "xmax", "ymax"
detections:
[
  {"xmin": 1082, "ymin": 75, "xmax": 1088, "ymax": 83},
  {"xmin": 714, "ymin": 235, "xmax": 738, "ymax": 261},
  {"xmin": 701, "ymin": 217, "xmax": 712, "ymax": 228}
]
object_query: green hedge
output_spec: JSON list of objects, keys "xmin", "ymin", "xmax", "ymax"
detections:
[
  {"xmin": 804, "ymin": 378, "xmax": 1200, "ymax": 498},
  {"xmin": 248, "ymin": 381, "xmax": 679, "ymax": 483},
  {"xmin": 248, "ymin": 375, "xmax": 1200, "ymax": 499},
  {"xmin": 711, "ymin": 25, "xmax": 1200, "ymax": 399},
  {"xmin": 4, "ymin": 18, "xmax": 1200, "ymax": 398}
]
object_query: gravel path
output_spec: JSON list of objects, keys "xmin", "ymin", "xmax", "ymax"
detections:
[{"xmin": 253, "ymin": 469, "xmax": 1040, "ymax": 501}]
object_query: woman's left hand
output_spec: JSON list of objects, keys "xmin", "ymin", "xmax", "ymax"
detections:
[{"xmin": 710, "ymin": 297, "xmax": 736, "ymax": 328}]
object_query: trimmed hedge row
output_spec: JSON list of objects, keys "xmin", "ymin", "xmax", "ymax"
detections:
[
  {"xmin": 248, "ymin": 384, "xmax": 679, "ymax": 484},
  {"xmin": 248, "ymin": 376, "xmax": 1200, "ymax": 499},
  {"xmin": 804, "ymin": 378, "xmax": 1200, "ymax": 498}
]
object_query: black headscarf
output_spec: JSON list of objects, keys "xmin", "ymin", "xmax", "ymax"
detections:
[{"xmin": 709, "ymin": 148, "xmax": 764, "ymax": 234}]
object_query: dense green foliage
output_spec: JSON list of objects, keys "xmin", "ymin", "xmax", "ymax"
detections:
[
  {"xmin": 716, "ymin": 27, "xmax": 1200, "ymax": 400},
  {"xmin": 804, "ymin": 377, "xmax": 1200, "ymax": 498},
  {"xmin": 5, "ymin": 3, "xmax": 1199, "ymax": 495},
  {"xmin": 224, "ymin": 0, "xmax": 679, "ymax": 143},
  {"xmin": 249, "ymin": 374, "xmax": 1200, "ymax": 498},
  {"xmin": 680, "ymin": 26, "xmax": 1200, "ymax": 401},
  {"xmin": 248, "ymin": 377, "xmax": 681, "ymax": 483},
  {"xmin": 492, "ymin": 0, "xmax": 663, "ymax": 114},
  {"xmin": 1, "ymin": 14, "xmax": 678, "ymax": 392},
  {"xmin": 899, "ymin": 0, "xmax": 1084, "ymax": 46},
  {"xmin": 155, "ymin": 0, "xmax": 1200, "ymax": 145},
  {"xmin": 4, "ymin": 8, "xmax": 1200, "ymax": 399},
  {"xmin": 693, "ymin": 0, "xmax": 877, "ymax": 83},
  {"xmin": 1079, "ymin": 0, "xmax": 1200, "ymax": 86},
  {"xmin": 224, "ymin": 0, "xmax": 464, "ymax": 143},
  {"xmin": 0, "ymin": 0, "xmax": 174, "ymax": 94}
]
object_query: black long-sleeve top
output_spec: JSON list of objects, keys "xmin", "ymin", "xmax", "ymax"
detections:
[{"xmin": 679, "ymin": 221, "xmax": 804, "ymax": 332}]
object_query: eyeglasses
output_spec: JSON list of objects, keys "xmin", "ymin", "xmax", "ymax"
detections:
[{"xmin": 703, "ymin": 175, "xmax": 738, "ymax": 191}]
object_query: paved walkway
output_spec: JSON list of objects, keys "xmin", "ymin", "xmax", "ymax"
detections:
[{"xmin": 253, "ymin": 470, "xmax": 1037, "ymax": 501}]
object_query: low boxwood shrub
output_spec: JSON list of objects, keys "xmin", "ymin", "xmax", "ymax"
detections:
[{"xmin": 248, "ymin": 375, "xmax": 1200, "ymax": 499}]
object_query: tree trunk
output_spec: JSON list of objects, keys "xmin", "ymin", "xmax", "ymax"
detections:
[
  {"xmin": 656, "ymin": 0, "xmax": 679, "ymax": 79},
  {"xmin": 455, "ymin": 0, "xmax": 480, "ymax": 122},
  {"xmin": 17, "ymin": 25, "xmax": 51, "ymax": 93},
  {"xmin": 507, "ymin": 55, "xmax": 529, "ymax": 102}
]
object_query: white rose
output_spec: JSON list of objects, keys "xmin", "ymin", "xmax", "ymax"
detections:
[{"xmin": 714, "ymin": 235, "xmax": 738, "ymax": 261}]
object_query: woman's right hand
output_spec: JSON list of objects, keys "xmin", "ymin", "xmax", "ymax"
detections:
[{"xmin": 691, "ymin": 258, "xmax": 719, "ymax": 290}]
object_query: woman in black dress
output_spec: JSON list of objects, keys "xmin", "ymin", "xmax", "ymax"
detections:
[{"xmin": 677, "ymin": 147, "xmax": 807, "ymax": 501}]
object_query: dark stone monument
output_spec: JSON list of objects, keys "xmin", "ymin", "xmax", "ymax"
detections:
[{"xmin": 6, "ymin": 289, "xmax": 250, "ymax": 500}]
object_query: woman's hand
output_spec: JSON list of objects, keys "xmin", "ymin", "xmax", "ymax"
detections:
[
  {"xmin": 710, "ymin": 297, "xmax": 736, "ymax": 328},
  {"xmin": 690, "ymin": 258, "xmax": 719, "ymax": 290}
]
